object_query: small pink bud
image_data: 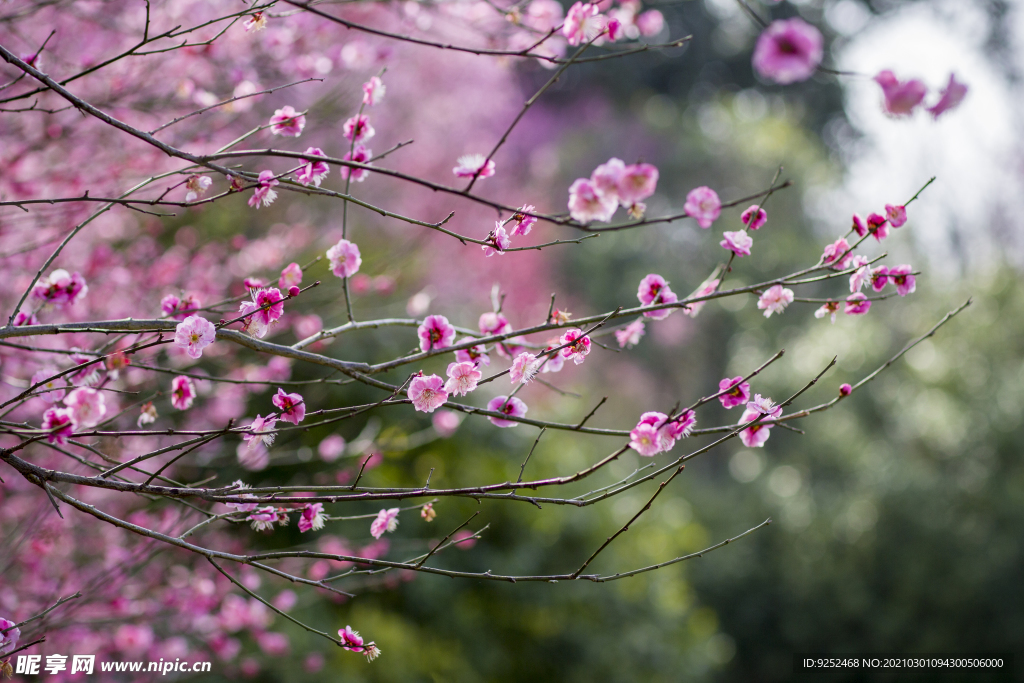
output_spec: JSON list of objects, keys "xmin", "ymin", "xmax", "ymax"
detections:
[
  {"xmin": 839, "ymin": 383, "xmax": 852, "ymax": 397},
  {"xmin": 288, "ymin": 286, "xmax": 300, "ymax": 297}
]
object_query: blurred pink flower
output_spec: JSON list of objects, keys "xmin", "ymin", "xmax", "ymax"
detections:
[
  {"xmin": 486, "ymin": 396, "xmax": 528, "ymax": 427},
  {"xmin": 757, "ymin": 285, "xmax": 794, "ymax": 318},
  {"xmin": 637, "ymin": 273, "xmax": 677, "ymax": 320},
  {"xmin": 615, "ymin": 319, "xmax": 645, "ymax": 348},
  {"xmin": 343, "ymin": 114, "xmax": 375, "ymax": 142},
  {"xmin": 327, "ymin": 239, "xmax": 362, "ymax": 278},
  {"xmin": 362, "ymin": 76, "xmax": 386, "ymax": 106},
  {"xmin": 874, "ymin": 70, "xmax": 927, "ymax": 116},
  {"xmin": 684, "ymin": 186, "xmax": 721, "ymax": 228},
  {"xmin": 752, "ymin": 18, "xmax": 823, "ymax": 84},
  {"xmin": 171, "ymin": 376, "xmax": 196, "ymax": 410},
  {"xmin": 741, "ymin": 204, "xmax": 767, "ymax": 230},
  {"xmin": 927, "ymin": 73, "xmax": 968, "ymax": 118},
  {"xmin": 720, "ymin": 229, "xmax": 752, "ymax": 257},
  {"xmin": 844, "ymin": 292, "xmax": 871, "ymax": 316},
  {"xmin": 370, "ymin": 508, "xmax": 399, "ymax": 539},
  {"xmin": 568, "ymin": 177, "xmax": 617, "ymax": 223},
  {"xmin": 269, "ymin": 105, "xmax": 305, "ymax": 136},
  {"xmin": 453, "ymin": 154, "xmax": 495, "ymax": 178}
]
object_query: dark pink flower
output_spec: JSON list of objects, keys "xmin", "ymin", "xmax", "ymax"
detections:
[
  {"xmin": 296, "ymin": 147, "xmax": 330, "ymax": 187},
  {"xmin": 418, "ymin": 315, "xmax": 456, "ymax": 352},
  {"xmin": 637, "ymin": 273, "xmax": 678, "ymax": 320},
  {"xmin": 559, "ymin": 328, "xmax": 591, "ymax": 365},
  {"xmin": 42, "ymin": 406, "xmax": 76, "ymax": 445},
  {"xmin": 272, "ymin": 388, "xmax": 305, "ymax": 424},
  {"xmin": 927, "ymin": 73, "xmax": 968, "ymax": 119},
  {"xmin": 852, "ymin": 214, "xmax": 867, "ymax": 237},
  {"xmin": 684, "ymin": 186, "xmax": 721, "ymax": 228},
  {"xmin": 269, "ymin": 106, "xmax": 305, "ymax": 137},
  {"xmin": 341, "ymin": 144, "xmax": 372, "ymax": 182},
  {"xmin": 298, "ymin": 503, "xmax": 325, "ymax": 533},
  {"xmin": 738, "ymin": 406, "xmax": 779, "ymax": 448},
  {"xmin": 844, "ymin": 292, "xmax": 871, "ymax": 316},
  {"xmin": 741, "ymin": 204, "xmax": 768, "ymax": 230},
  {"xmin": 32, "ymin": 268, "xmax": 88, "ymax": 308},
  {"xmin": 885, "ymin": 204, "xmax": 907, "ymax": 228},
  {"xmin": 0, "ymin": 618, "xmax": 21, "ymax": 657},
  {"xmin": 866, "ymin": 213, "xmax": 888, "ymax": 241},
  {"xmin": 870, "ymin": 266, "xmax": 889, "ymax": 293},
  {"xmin": 171, "ymin": 376, "xmax": 196, "ymax": 410},
  {"xmin": 161, "ymin": 293, "xmax": 201, "ymax": 320},
  {"xmin": 821, "ymin": 237, "xmax": 852, "ymax": 269},
  {"xmin": 752, "ymin": 18, "xmax": 824, "ymax": 84},
  {"xmin": 482, "ymin": 224, "xmax": 511, "ymax": 257},
  {"xmin": 839, "ymin": 383, "xmax": 852, "ymax": 397},
  {"xmin": 888, "ymin": 264, "xmax": 916, "ymax": 296},
  {"xmin": 248, "ymin": 170, "xmax": 279, "ymax": 209},
  {"xmin": 486, "ymin": 396, "xmax": 528, "ymax": 427},
  {"xmin": 718, "ymin": 377, "xmax": 750, "ymax": 409},
  {"xmin": 874, "ymin": 70, "xmax": 927, "ymax": 116},
  {"xmin": 343, "ymin": 114, "xmax": 374, "ymax": 143}
]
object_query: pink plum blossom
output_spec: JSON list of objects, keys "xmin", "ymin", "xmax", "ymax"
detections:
[
  {"xmin": 138, "ymin": 402, "xmax": 158, "ymax": 426},
  {"xmin": 757, "ymin": 285, "xmax": 794, "ymax": 318},
  {"xmin": 245, "ymin": 414, "xmax": 277, "ymax": 449},
  {"xmin": 339, "ymin": 626, "xmax": 381, "ymax": 661},
  {"xmin": 65, "ymin": 387, "xmax": 105, "ymax": 427},
  {"xmin": 629, "ymin": 422, "xmax": 661, "ymax": 456},
  {"xmin": 0, "ymin": 618, "xmax": 21, "ymax": 657},
  {"xmin": 370, "ymin": 508, "xmax": 399, "ymax": 539},
  {"xmin": 486, "ymin": 396, "xmax": 528, "ymax": 427},
  {"xmin": 418, "ymin": 315, "xmax": 456, "ymax": 351},
  {"xmin": 409, "ymin": 374, "xmax": 448, "ymax": 412},
  {"xmin": 171, "ymin": 376, "xmax": 196, "ymax": 410},
  {"xmin": 684, "ymin": 186, "xmax": 721, "ymax": 228},
  {"xmin": 526, "ymin": 0, "xmax": 564, "ymax": 31},
  {"xmin": 563, "ymin": 2, "xmax": 607, "ymax": 46},
  {"xmin": 617, "ymin": 163, "xmax": 659, "ymax": 207},
  {"xmin": 239, "ymin": 287, "xmax": 284, "ymax": 339},
  {"xmin": 720, "ymin": 229, "xmax": 753, "ymax": 257},
  {"xmin": 327, "ymin": 239, "xmax": 362, "ymax": 278},
  {"xmin": 869, "ymin": 266, "xmax": 889, "ymax": 292},
  {"xmin": 482, "ymin": 224, "xmax": 511, "ymax": 257},
  {"xmin": 445, "ymin": 361, "xmax": 482, "ymax": 395},
  {"xmin": 243, "ymin": 11, "xmax": 267, "ymax": 31},
  {"xmin": 343, "ymin": 114, "xmax": 374, "ymax": 142},
  {"xmin": 874, "ymin": 71, "xmax": 927, "ymax": 116},
  {"xmin": 296, "ymin": 147, "xmax": 330, "ymax": 186},
  {"xmin": 162, "ymin": 293, "xmax": 201, "ymax": 320},
  {"xmin": 540, "ymin": 340, "xmax": 565, "ymax": 373},
  {"xmin": 591, "ymin": 158, "xmax": 625, "ymax": 201},
  {"xmin": 432, "ymin": 410, "xmax": 462, "ymax": 436},
  {"xmin": 341, "ymin": 145, "xmax": 372, "ymax": 182},
  {"xmin": 885, "ymin": 204, "xmax": 907, "ymax": 228},
  {"xmin": 852, "ymin": 214, "xmax": 867, "ymax": 237},
  {"xmin": 185, "ymin": 174, "xmax": 212, "ymax": 202},
  {"xmin": 248, "ymin": 170, "xmax": 279, "ymax": 209},
  {"xmin": 559, "ymin": 328, "xmax": 591, "ymax": 365},
  {"xmin": 479, "ymin": 312, "xmax": 511, "ymax": 336},
  {"xmin": 738, "ymin": 406, "xmax": 779, "ymax": 448},
  {"xmin": 362, "ymin": 76, "xmax": 386, "ymax": 106},
  {"xmin": 568, "ymin": 178, "xmax": 618, "ymax": 223},
  {"xmin": 615, "ymin": 319, "xmax": 645, "ymax": 348},
  {"xmin": 927, "ymin": 73, "xmax": 968, "ymax": 118},
  {"xmin": 821, "ymin": 237, "xmax": 852, "ymax": 269},
  {"xmin": 454, "ymin": 337, "xmax": 490, "ymax": 367},
  {"xmin": 848, "ymin": 256, "xmax": 872, "ymax": 292},
  {"xmin": 279, "ymin": 262, "xmax": 303, "ymax": 289},
  {"xmin": 509, "ymin": 205, "xmax": 538, "ymax": 236},
  {"xmin": 174, "ymin": 315, "xmax": 216, "ymax": 359},
  {"xmin": 685, "ymin": 277, "xmax": 720, "ymax": 318},
  {"xmin": 453, "ymin": 154, "xmax": 495, "ymax": 178},
  {"xmin": 636, "ymin": 9, "xmax": 664, "ymax": 36},
  {"xmin": 845, "ymin": 293, "xmax": 871, "ymax": 316},
  {"xmin": 888, "ymin": 265, "xmax": 916, "ymax": 296},
  {"xmin": 269, "ymin": 106, "xmax": 306, "ymax": 136},
  {"xmin": 752, "ymin": 18, "xmax": 823, "ymax": 84},
  {"xmin": 637, "ymin": 273, "xmax": 677, "ymax": 320},
  {"xmin": 509, "ymin": 352, "xmax": 542, "ymax": 384},
  {"xmin": 318, "ymin": 435, "xmax": 346, "ymax": 462},
  {"xmin": 272, "ymin": 388, "xmax": 305, "ymax": 424},
  {"xmin": 867, "ymin": 212, "xmax": 889, "ymax": 241},
  {"xmin": 32, "ymin": 268, "xmax": 88, "ymax": 308},
  {"xmin": 248, "ymin": 506, "xmax": 284, "ymax": 531},
  {"xmin": 815, "ymin": 300, "xmax": 840, "ymax": 324},
  {"xmin": 30, "ymin": 368, "xmax": 65, "ymax": 403},
  {"xmin": 718, "ymin": 377, "xmax": 750, "ymax": 409},
  {"xmin": 42, "ymin": 406, "xmax": 76, "ymax": 445},
  {"xmin": 741, "ymin": 204, "xmax": 767, "ymax": 230},
  {"xmin": 298, "ymin": 503, "xmax": 326, "ymax": 533},
  {"xmin": 746, "ymin": 394, "xmax": 776, "ymax": 415}
]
